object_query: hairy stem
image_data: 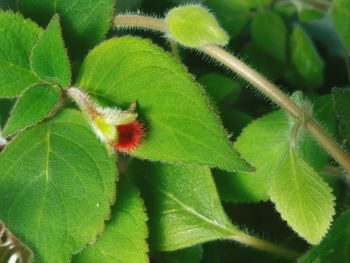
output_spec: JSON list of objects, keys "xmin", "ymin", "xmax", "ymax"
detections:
[
  {"xmin": 113, "ymin": 15, "xmax": 350, "ymax": 174},
  {"xmin": 230, "ymin": 232, "xmax": 300, "ymax": 260}
]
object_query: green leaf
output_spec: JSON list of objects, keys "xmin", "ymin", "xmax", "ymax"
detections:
[
  {"xmin": 31, "ymin": 15, "xmax": 71, "ymax": 88},
  {"xmin": 197, "ymin": 73, "xmax": 241, "ymax": 103},
  {"xmin": 2, "ymin": 85, "xmax": 60, "ymax": 137},
  {"xmin": 299, "ymin": 7, "xmax": 325, "ymax": 22},
  {"xmin": 250, "ymin": 11, "xmax": 287, "ymax": 63},
  {"xmin": 205, "ymin": 0, "xmax": 250, "ymax": 38},
  {"xmin": 77, "ymin": 36, "xmax": 251, "ymax": 172},
  {"xmin": 0, "ymin": 11, "xmax": 42, "ymax": 97},
  {"xmin": 290, "ymin": 25, "xmax": 324, "ymax": 88},
  {"xmin": 72, "ymin": 178, "xmax": 148, "ymax": 263},
  {"xmin": 268, "ymin": 149, "xmax": 335, "ymax": 244},
  {"xmin": 129, "ymin": 160, "xmax": 239, "ymax": 251},
  {"xmin": 230, "ymin": 94, "xmax": 335, "ymax": 203},
  {"xmin": 331, "ymin": 0, "xmax": 350, "ymax": 50},
  {"xmin": 161, "ymin": 246, "xmax": 203, "ymax": 263},
  {"xmin": 18, "ymin": 0, "xmax": 115, "ymax": 59},
  {"xmin": 165, "ymin": 5, "xmax": 229, "ymax": 48},
  {"xmin": 298, "ymin": 209, "xmax": 350, "ymax": 263},
  {"xmin": 333, "ymin": 88, "xmax": 350, "ymax": 150},
  {"xmin": 0, "ymin": 110, "xmax": 116, "ymax": 263}
]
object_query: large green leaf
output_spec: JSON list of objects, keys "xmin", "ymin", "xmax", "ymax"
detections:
[
  {"xmin": 73, "ymin": 178, "xmax": 148, "ymax": 263},
  {"xmin": 18, "ymin": 0, "xmax": 115, "ymax": 59},
  {"xmin": 31, "ymin": 15, "xmax": 71, "ymax": 88},
  {"xmin": 290, "ymin": 25, "xmax": 324, "ymax": 88},
  {"xmin": 224, "ymin": 94, "xmax": 335, "ymax": 203},
  {"xmin": 129, "ymin": 161, "xmax": 239, "ymax": 251},
  {"xmin": 2, "ymin": 85, "xmax": 60, "ymax": 137},
  {"xmin": 268, "ymin": 149, "xmax": 335, "ymax": 244},
  {"xmin": 298, "ymin": 209, "xmax": 350, "ymax": 263},
  {"xmin": 0, "ymin": 110, "xmax": 116, "ymax": 263},
  {"xmin": 331, "ymin": 0, "xmax": 350, "ymax": 50},
  {"xmin": 0, "ymin": 12, "xmax": 41, "ymax": 97},
  {"xmin": 333, "ymin": 88, "xmax": 350, "ymax": 150},
  {"xmin": 77, "ymin": 36, "xmax": 251, "ymax": 172},
  {"xmin": 250, "ymin": 11, "xmax": 287, "ymax": 63}
]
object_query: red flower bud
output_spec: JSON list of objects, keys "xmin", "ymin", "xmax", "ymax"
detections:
[{"xmin": 114, "ymin": 120, "xmax": 144, "ymax": 153}]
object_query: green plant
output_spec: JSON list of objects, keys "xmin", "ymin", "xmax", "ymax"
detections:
[{"xmin": 0, "ymin": 0, "xmax": 350, "ymax": 262}]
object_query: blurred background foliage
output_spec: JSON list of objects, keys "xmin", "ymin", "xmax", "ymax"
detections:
[{"xmin": 0, "ymin": 0, "xmax": 349, "ymax": 262}]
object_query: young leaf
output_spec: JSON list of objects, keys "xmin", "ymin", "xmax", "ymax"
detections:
[
  {"xmin": 290, "ymin": 25, "xmax": 324, "ymax": 88},
  {"xmin": 77, "ymin": 36, "xmax": 251, "ymax": 172},
  {"xmin": 250, "ymin": 11, "xmax": 287, "ymax": 63},
  {"xmin": 232, "ymin": 94, "xmax": 335, "ymax": 203},
  {"xmin": 2, "ymin": 85, "xmax": 60, "ymax": 137},
  {"xmin": 0, "ymin": 12, "xmax": 42, "ymax": 97},
  {"xmin": 332, "ymin": 88, "xmax": 350, "ymax": 150},
  {"xmin": 298, "ymin": 209, "xmax": 350, "ymax": 262},
  {"xmin": 0, "ymin": 110, "xmax": 117, "ymax": 263},
  {"xmin": 72, "ymin": 178, "xmax": 148, "ymax": 263},
  {"xmin": 160, "ymin": 246, "xmax": 203, "ymax": 263},
  {"xmin": 205, "ymin": 0, "xmax": 250, "ymax": 38},
  {"xmin": 268, "ymin": 149, "xmax": 335, "ymax": 244},
  {"xmin": 129, "ymin": 160, "xmax": 239, "ymax": 251},
  {"xmin": 31, "ymin": 15, "xmax": 71, "ymax": 88},
  {"xmin": 18, "ymin": 0, "xmax": 115, "ymax": 59},
  {"xmin": 330, "ymin": 0, "xmax": 350, "ymax": 50},
  {"xmin": 165, "ymin": 5, "xmax": 229, "ymax": 48}
]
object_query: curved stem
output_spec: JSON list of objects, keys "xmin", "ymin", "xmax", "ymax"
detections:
[
  {"xmin": 230, "ymin": 232, "xmax": 300, "ymax": 260},
  {"xmin": 113, "ymin": 15, "xmax": 350, "ymax": 174}
]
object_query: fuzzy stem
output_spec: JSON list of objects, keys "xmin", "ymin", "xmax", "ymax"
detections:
[
  {"xmin": 113, "ymin": 15, "xmax": 350, "ymax": 174},
  {"xmin": 230, "ymin": 232, "xmax": 300, "ymax": 260}
]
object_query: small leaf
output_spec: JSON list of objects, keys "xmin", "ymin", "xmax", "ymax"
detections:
[
  {"xmin": 298, "ymin": 209, "xmax": 350, "ymax": 263},
  {"xmin": 250, "ymin": 11, "xmax": 287, "ymax": 63},
  {"xmin": 18, "ymin": 0, "xmax": 116, "ymax": 59},
  {"xmin": 161, "ymin": 246, "xmax": 203, "ymax": 263},
  {"xmin": 73, "ymin": 178, "xmax": 148, "ymax": 263},
  {"xmin": 290, "ymin": 25, "xmax": 324, "ymax": 88},
  {"xmin": 330, "ymin": 0, "xmax": 350, "ymax": 51},
  {"xmin": 165, "ymin": 5, "xmax": 229, "ymax": 48},
  {"xmin": 333, "ymin": 88, "xmax": 350, "ymax": 150},
  {"xmin": 206, "ymin": 0, "xmax": 250, "ymax": 38},
  {"xmin": 31, "ymin": 15, "xmax": 71, "ymax": 88},
  {"xmin": 0, "ymin": 110, "xmax": 117, "ymax": 263},
  {"xmin": 268, "ymin": 149, "xmax": 335, "ymax": 244},
  {"xmin": 77, "ymin": 36, "xmax": 251, "ymax": 172},
  {"xmin": 2, "ymin": 85, "xmax": 60, "ymax": 137},
  {"xmin": 0, "ymin": 11, "xmax": 42, "ymax": 97},
  {"xmin": 299, "ymin": 7, "xmax": 325, "ymax": 22},
  {"xmin": 129, "ymin": 161, "xmax": 239, "ymax": 251}
]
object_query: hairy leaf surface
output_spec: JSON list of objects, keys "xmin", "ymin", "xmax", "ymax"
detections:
[
  {"xmin": 0, "ymin": 110, "xmax": 116, "ymax": 263},
  {"xmin": 77, "ymin": 36, "xmax": 250, "ymax": 172},
  {"xmin": 129, "ymin": 161, "xmax": 238, "ymax": 251},
  {"xmin": 0, "ymin": 12, "xmax": 41, "ymax": 97}
]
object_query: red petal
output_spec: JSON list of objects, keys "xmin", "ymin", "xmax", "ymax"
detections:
[{"xmin": 114, "ymin": 121, "xmax": 144, "ymax": 153}]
